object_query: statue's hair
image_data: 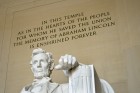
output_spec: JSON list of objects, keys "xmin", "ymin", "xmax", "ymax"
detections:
[{"xmin": 30, "ymin": 48, "xmax": 54, "ymax": 65}]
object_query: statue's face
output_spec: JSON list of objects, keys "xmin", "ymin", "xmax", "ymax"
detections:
[{"xmin": 31, "ymin": 53, "xmax": 49, "ymax": 79}]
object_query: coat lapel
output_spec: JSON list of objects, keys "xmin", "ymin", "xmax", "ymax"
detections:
[{"xmin": 47, "ymin": 82, "xmax": 59, "ymax": 93}]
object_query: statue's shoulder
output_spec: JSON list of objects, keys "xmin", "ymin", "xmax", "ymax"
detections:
[
  {"xmin": 100, "ymin": 79, "xmax": 115, "ymax": 93},
  {"xmin": 20, "ymin": 84, "xmax": 32, "ymax": 93}
]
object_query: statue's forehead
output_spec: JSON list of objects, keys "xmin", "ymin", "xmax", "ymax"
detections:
[{"xmin": 32, "ymin": 53, "xmax": 48, "ymax": 60}]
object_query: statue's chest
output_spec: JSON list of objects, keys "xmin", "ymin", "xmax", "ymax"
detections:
[{"xmin": 30, "ymin": 84, "xmax": 47, "ymax": 93}]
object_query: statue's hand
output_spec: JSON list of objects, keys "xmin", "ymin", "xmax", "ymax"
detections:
[{"xmin": 55, "ymin": 54, "xmax": 79, "ymax": 70}]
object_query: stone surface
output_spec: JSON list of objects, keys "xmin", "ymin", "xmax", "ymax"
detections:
[{"xmin": 0, "ymin": 0, "xmax": 140, "ymax": 93}]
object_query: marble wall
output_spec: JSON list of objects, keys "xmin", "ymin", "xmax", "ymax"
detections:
[{"xmin": 0, "ymin": 0, "xmax": 140, "ymax": 93}]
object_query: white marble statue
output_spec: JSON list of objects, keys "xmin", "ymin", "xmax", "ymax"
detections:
[{"xmin": 21, "ymin": 48, "xmax": 114, "ymax": 93}]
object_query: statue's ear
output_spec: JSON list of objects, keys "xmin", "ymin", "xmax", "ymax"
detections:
[
  {"xmin": 50, "ymin": 63, "xmax": 55, "ymax": 70},
  {"xmin": 31, "ymin": 67, "xmax": 34, "ymax": 73}
]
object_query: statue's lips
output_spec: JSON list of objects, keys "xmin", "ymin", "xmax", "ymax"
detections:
[{"xmin": 36, "ymin": 68, "xmax": 43, "ymax": 72}]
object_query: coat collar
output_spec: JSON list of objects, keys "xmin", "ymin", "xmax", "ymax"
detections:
[{"xmin": 32, "ymin": 77, "xmax": 59, "ymax": 93}]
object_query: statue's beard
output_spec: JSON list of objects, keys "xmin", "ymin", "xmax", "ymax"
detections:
[
  {"xmin": 34, "ymin": 72, "xmax": 47, "ymax": 79},
  {"xmin": 32, "ymin": 68, "xmax": 51, "ymax": 79}
]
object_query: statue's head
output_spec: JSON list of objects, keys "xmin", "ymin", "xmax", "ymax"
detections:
[{"xmin": 30, "ymin": 48, "xmax": 54, "ymax": 79}]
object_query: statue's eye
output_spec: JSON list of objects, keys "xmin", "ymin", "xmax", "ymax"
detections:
[
  {"xmin": 40, "ymin": 59, "xmax": 46, "ymax": 63},
  {"xmin": 33, "ymin": 60, "xmax": 37, "ymax": 64}
]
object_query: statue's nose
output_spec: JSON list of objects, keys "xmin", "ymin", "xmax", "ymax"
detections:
[{"xmin": 37, "ymin": 62, "xmax": 41, "ymax": 67}]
